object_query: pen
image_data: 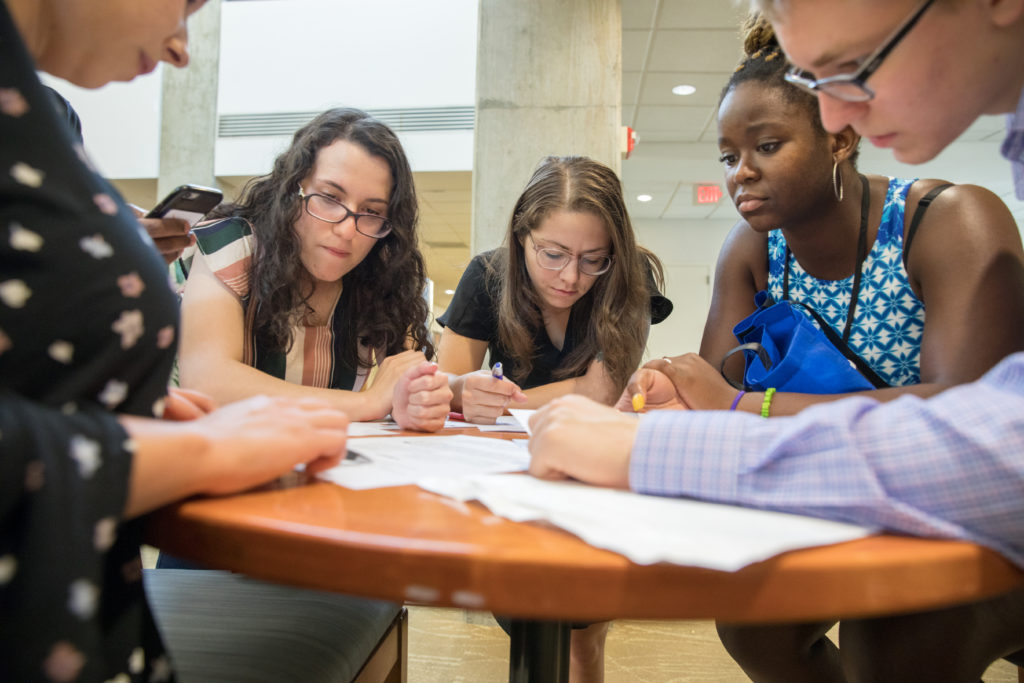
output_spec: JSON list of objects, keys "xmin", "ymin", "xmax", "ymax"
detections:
[
  {"xmin": 631, "ymin": 392, "xmax": 645, "ymax": 412},
  {"xmin": 491, "ymin": 362, "xmax": 503, "ymax": 380}
]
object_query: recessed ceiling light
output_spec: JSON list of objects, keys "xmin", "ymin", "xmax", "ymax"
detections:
[
  {"xmin": 637, "ymin": 194, "xmax": 653, "ymax": 202},
  {"xmin": 444, "ymin": 289, "xmax": 455, "ymax": 295},
  {"xmin": 672, "ymin": 84, "xmax": 696, "ymax": 96}
]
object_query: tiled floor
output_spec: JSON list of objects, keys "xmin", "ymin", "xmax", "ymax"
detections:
[{"xmin": 406, "ymin": 607, "xmax": 1021, "ymax": 682}]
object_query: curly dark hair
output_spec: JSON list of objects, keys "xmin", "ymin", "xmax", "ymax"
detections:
[
  {"xmin": 487, "ymin": 156, "xmax": 664, "ymax": 393},
  {"xmin": 721, "ymin": 14, "xmax": 860, "ymax": 166},
  {"xmin": 211, "ymin": 107, "xmax": 432, "ymax": 368}
]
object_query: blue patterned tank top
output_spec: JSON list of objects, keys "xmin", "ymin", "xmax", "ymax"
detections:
[{"xmin": 767, "ymin": 177, "xmax": 925, "ymax": 387}]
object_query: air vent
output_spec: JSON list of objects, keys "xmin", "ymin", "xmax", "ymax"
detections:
[
  {"xmin": 219, "ymin": 106, "xmax": 475, "ymax": 138},
  {"xmin": 424, "ymin": 241, "xmax": 467, "ymax": 249}
]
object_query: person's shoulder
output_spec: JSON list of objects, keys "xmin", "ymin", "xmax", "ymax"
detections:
[{"xmin": 192, "ymin": 216, "xmax": 254, "ymax": 255}]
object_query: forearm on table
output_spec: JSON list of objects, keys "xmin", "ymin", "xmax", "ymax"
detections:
[
  {"xmin": 120, "ymin": 415, "xmax": 212, "ymax": 519},
  {"xmin": 733, "ymin": 382, "xmax": 947, "ymax": 417},
  {"xmin": 629, "ymin": 383, "xmax": 1024, "ymax": 563},
  {"xmin": 180, "ymin": 358, "xmax": 386, "ymax": 421}
]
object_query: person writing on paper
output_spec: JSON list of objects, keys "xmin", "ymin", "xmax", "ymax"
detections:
[
  {"xmin": 436, "ymin": 155, "xmax": 669, "ymax": 682},
  {"xmin": 621, "ymin": 14, "xmax": 1024, "ymax": 419},
  {"xmin": 437, "ymin": 155, "xmax": 670, "ymax": 425},
  {"xmin": 528, "ymin": 0, "xmax": 1024, "ymax": 679},
  {"xmin": 178, "ymin": 107, "xmax": 452, "ymax": 432},
  {"xmin": 0, "ymin": 0, "xmax": 352, "ymax": 679}
]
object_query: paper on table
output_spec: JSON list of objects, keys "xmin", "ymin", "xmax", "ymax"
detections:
[
  {"xmin": 507, "ymin": 408, "xmax": 536, "ymax": 435},
  {"xmin": 347, "ymin": 421, "xmax": 401, "ymax": 437},
  {"xmin": 418, "ymin": 474, "xmax": 874, "ymax": 571},
  {"xmin": 318, "ymin": 435, "xmax": 529, "ymax": 490}
]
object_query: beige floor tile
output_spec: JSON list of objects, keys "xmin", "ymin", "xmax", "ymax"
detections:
[{"xmin": 406, "ymin": 607, "xmax": 1020, "ymax": 682}]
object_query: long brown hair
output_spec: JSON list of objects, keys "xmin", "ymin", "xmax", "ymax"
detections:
[
  {"xmin": 212, "ymin": 108, "xmax": 432, "ymax": 368},
  {"xmin": 487, "ymin": 156, "xmax": 663, "ymax": 393}
]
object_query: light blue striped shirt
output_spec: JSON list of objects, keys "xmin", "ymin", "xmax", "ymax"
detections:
[
  {"xmin": 1002, "ymin": 87, "xmax": 1024, "ymax": 199},
  {"xmin": 630, "ymin": 352, "xmax": 1024, "ymax": 568}
]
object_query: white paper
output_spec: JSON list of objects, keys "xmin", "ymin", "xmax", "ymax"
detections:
[
  {"xmin": 507, "ymin": 409, "xmax": 536, "ymax": 434},
  {"xmin": 347, "ymin": 421, "xmax": 401, "ymax": 437},
  {"xmin": 318, "ymin": 435, "xmax": 530, "ymax": 489},
  {"xmin": 418, "ymin": 474, "xmax": 873, "ymax": 571}
]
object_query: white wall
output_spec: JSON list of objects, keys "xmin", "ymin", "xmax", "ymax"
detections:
[
  {"xmin": 634, "ymin": 217, "xmax": 735, "ymax": 360},
  {"xmin": 41, "ymin": 0, "xmax": 478, "ymax": 180}
]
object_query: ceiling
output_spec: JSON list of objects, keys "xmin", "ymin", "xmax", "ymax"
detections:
[{"xmin": 115, "ymin": 0, "xmax": 1022, "ymax": 317}]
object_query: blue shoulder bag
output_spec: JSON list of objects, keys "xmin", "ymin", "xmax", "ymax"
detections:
[{"xmin": 721, "ymin": 176, "xmax": 952, "ymax": 394}]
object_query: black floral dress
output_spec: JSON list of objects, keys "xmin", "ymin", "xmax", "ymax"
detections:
[{"xmin": 0, "ymin": 2, "xmax": 179, "ymax": 680}]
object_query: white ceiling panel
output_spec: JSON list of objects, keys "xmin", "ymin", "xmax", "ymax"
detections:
[
  {"xmin": 647, "ymin": 30, "xmax": 743, "ymax": 72},
  {"xmin": 622, "ymin": 0, "xmax": 658, "ymax": 29},
  {"xmin": 634, "ymin": 105, "xmax": 711, "ymax": 137},
  {"xmin": 638, "ymin": 71, "xmax": 732, "ymax": 107},
  {"xmin": 623, "ymin": 29, "xmax": 653, "ymax": 72},
  {"xmin": 658, "ymin": 0, "xmax": 749, "ymax": 29}
]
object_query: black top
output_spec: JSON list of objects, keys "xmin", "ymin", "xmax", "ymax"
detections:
[
  {"xmin": 438, "ymin": 251, "xmax": 672, "ymax": 389},
  {"xmin": 0, "ymin": 3, "xmax": 179, "ymax": 680}
]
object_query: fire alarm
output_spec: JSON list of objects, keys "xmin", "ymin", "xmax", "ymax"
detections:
[{"xmin": 621, "ymin": 126, "xmax": 637, "ymax": 159}]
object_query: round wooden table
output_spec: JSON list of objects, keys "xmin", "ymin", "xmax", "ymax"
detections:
[{"xmin": 146, "ymin": 432, "xmax": 1024, "ymax": 681}]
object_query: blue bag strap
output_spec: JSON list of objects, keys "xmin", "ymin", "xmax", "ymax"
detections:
[{"xmin": 719, "ymin": 343, "xmax": 773, "ymax": 391}]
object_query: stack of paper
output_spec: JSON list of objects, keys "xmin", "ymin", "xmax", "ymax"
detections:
[{"xmin": 418, "ymin": 474, "xmax": 873, "ymax": 571}]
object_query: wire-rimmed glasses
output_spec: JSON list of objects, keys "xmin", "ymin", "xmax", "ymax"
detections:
[
  {"xmin": 528, "ymin": 233, "xmax": 612, "ymax": 276},
  {"xmin": 783, "ymin": 0, "xmax": 935, "ymax": 103},
  {"xmin": 298, "ymin": 188, "xmax": 392, "ymax": 238}
]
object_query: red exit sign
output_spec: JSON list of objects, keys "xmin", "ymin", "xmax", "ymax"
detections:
[{"xmin": 694, "ymin": 184, "xmax": 723, "ymax": 204}]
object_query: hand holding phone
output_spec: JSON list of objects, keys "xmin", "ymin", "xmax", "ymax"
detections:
[
  {"xmin": 146, "ymin": 184, "xmax": 223, "ymax": 226},
  {"xmin": 141, "ymin": 184, "xmax": 222, "ymax": 264}
]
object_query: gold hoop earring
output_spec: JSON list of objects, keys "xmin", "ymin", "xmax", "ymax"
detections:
[{"xmin": 832, "ymin": 161, "xmax": 844, "ymax": 202}]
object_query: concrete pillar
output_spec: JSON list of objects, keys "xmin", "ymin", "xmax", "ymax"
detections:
[
  {"xmin": 472, "ymin": 0, "xmax": 622, "ymax": 254},
  {"xmin": 157, "ymin": 0, "xmax": 221, "ymax": 201}
]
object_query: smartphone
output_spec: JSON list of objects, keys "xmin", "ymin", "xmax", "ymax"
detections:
[{"xmin": 145, "ymin": 184, "xmax": 223, "ymax": 226}]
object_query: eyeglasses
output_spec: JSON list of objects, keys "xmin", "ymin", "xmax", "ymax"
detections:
[
  {"xmin": 528, "ymin": 233, "xmax": 612, "ymax": 276},
  {"xmin": 783, "ymin": 0, "xmax": 935, "ymax": 103},
  {"xmin": 298, "ymin": 188, "xmax": 392, "ymax": 239}
]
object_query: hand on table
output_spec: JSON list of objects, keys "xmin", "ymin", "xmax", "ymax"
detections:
[
  {"xmin": 365, "ymin": 350, "xmax": 430, "ymax": 417},
  {"xmin": 527, "ymin": 395, "xmax": 637, "ymax": 488},
  {"xmin": 460, "ymin": 370, "xmax": 527, "ymax": 424},
  {"xmin": 618, "ymin": 353, "xmax": 738, "ymax": 412},
  {"xmin": 195, "ymin": 395, "xmax": 349, "ymax": 494},
  {"xmin": 392, "ymin": 361, "xmax": 453, "ymax": 432}
]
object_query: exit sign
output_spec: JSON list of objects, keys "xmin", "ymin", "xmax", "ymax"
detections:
[{"xmin": 695, "ymin": 184, "xmax": 723, "ymax": 204}]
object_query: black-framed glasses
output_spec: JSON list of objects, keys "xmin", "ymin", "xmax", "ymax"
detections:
[
  {"xmin": 297, "ymin": 188, "xmax": 392, "ymax": 239},
  {"xmin": 528, "ymin": 233, "xmax": 612, "ymax": 276},
  {"xmin": 783, "ymin": 0, "xmax": 935, "ymax": 103}
]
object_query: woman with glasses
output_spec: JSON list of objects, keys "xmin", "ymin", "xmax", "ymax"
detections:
[
  {"xmin": 437, "ymin": 155, "xmax": 669, "ymax": 424},
  {"xmin": 631, "ymin": 15, "xmax": 1024, "ymax": 420},
  {"xmin": 178, "ymin": 107, "xmax": 452, "ymax": 433},
  {"xmin": 685, "ymin": 16, "xmax": 1024, "ymax": 682},
  {"xmin": 436, "ymin": 155, "xmax": 668, "ymax": 681}
]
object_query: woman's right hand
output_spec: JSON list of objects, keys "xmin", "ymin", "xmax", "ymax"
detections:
[
  {"xmin": 460, "ymin": 371, "xmax": 527, "ymax": 424},
  {"xmin": 364, "ymin": 350, "xmax": 428, "ymax": 417},
  {"xmin": 194, "ymin": 395, "xmax": 349, "ymax": 494}
]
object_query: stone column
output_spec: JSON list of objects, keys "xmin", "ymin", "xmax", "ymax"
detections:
[
  {"xmin": 157, "ymin": 0, "xmax": 222, "ymax": 200},
  {"xmin": 472, "ymin": 0, "xmax": 622, "ymax": 254}
]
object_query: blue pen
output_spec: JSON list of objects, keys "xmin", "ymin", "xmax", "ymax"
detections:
[{"xmin": 491, "ymin": 362, "xmax": 503, "ymax": 380}]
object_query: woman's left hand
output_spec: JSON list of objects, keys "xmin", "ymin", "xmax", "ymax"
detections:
[
  {"xmin": 391, "ymin": 361, "xmax": 453, "ymax": 432},
  {"xmin": 644, "ymin": 353, "xmax": 737, "ymax": 410}
]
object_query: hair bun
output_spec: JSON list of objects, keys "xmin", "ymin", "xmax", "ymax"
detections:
[{"xmin": 741, "ymin": 13, "xmax": 780, "ymax": 58}]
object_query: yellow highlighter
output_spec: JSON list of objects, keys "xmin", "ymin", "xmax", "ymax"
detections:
[{"xmin": 631, "ymin": 392, "xmax": 645, "ymax": 413}]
